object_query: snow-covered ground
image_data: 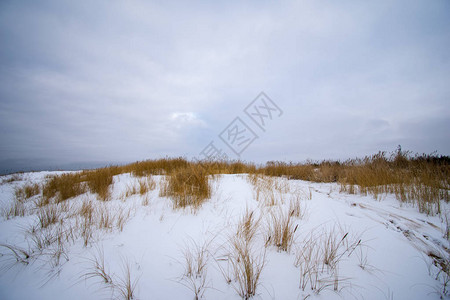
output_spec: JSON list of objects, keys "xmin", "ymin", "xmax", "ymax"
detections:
[{"xmin": 0, "ymin": 172, "xmax": 448, "ymax": 300}]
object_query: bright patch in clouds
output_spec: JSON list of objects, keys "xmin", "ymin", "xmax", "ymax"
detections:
[{"xmin": 170, "ymin": 112, "xmax": 205, "ymax": 127}]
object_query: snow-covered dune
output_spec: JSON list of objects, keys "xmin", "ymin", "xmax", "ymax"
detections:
[{"xmin": 0, "ymin": 172, "xmax": 448, "ymax": 300}]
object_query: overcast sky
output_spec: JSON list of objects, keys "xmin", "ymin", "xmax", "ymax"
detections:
[{"xmin": 1, "ymin": 0, "xmax": 449, "ymax": 172}]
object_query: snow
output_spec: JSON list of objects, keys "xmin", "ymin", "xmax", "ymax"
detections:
[{"xmin": 0, "ymin": 172, "xmax": 448, "ymax": 299}]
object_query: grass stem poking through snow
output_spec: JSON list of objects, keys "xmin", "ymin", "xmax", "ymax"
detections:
[
  {"xmin": 265, "ymin": 207, "xmax": 298, "ymax": 252},
  {"xmin": 178, "ymin": 237, "xmax": 214, "ymax": 300},
  {"xmin": 229, "ymin": 235, "xmax": 266, "ymax": 299}
]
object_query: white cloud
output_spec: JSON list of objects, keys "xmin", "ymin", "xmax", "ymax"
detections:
[{"xmin": 170, "ymin": 112, "xmax": 206, "ymax": 128}]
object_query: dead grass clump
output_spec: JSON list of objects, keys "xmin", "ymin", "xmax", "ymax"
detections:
[
  {"xmin": 3, "ymin": 183, "xmax": 43, "ymax": 219},
  {"xmin": 29, "ymin": 226, "xmax": 56, "ymax": 251},
  {"xmin": 43, "ymin": 173, "xmax": 86, "ymax": 203},
  {"xmin": 42, "ymin": 166, "xmax": 123, "ymax": 202},
  {"xmin": 178, "ymin": 238, "xmax": 214, "ymax": 300},
  {"xmin": 0, "ymin": 243, "xmax": 33, "ymax": 266},
  {"xmin": 78, "ymin": 199, "xmax": 96, "ymax": 246},
  {"xmin": 128, "ymin": 157, "xmax": 189, "ymax": 177},
  {"xmin": 193, "ymin": 160, "xmax": 257, "ymax": 175},
  {"xmin": 295, "ymin": 235, "xmax": 321, "ymax": 291},
  {"xmin": 1, "ymin": 174, "xmax": 23, "ymax": 184},
  {"xmin": 116, "ymin": 208, "xmax": 131, "ymax": 232},
  {"xmin": 264, "ymin": 161, "xmax": 316, "ymax": 181},
  {"xmin": 294, "ymin": 227, "xmax": 361, "ymax": 293},
  {"xmin": 37, "ymin": 205, "xmax": 60, "ymax": 229},
  {"xmin": 124, "ymin": 183, "xmax": 139, "ymax": 198},
  {"xmin": 15, "ymin": 183, "xmax": 40, "ymax": 201},
  {"xmin": 248, "ymin": 174, "xmax": 284, "ymax": 206},
  {"xmin": 236, "ymin": 209, "xmax": 261, "ymax": 243},
  {"xmin": 265, "ymin": 207, "xmax": 298, "ymax": 252},
  {"xmin": 81, "ymin": 215, "xmax": 94, "ymax": 247},
  {"xmin": 141, "ymin": 195, "xmax": 150, "ymax": 206},
  {"xmin": 2, "ymin": 200, "xmax": 26, "ymax": 219},
  {"xmin": 321, "ymin": 230, "xmax": 348, "ymax": 269},
  {"xmin": 443, "ymin": 211, "xmax": 450, "ymax": 240},
  {"xmin": 263, "ymin": 149, "xmax": 449, "ymax": 216},
  {"xmin": 289, "ymin": 193, "xmax": 304, "ymax": 219},
  {"xmin": 84, "ymin": 246, "xmax": 113, "ymax": 284},
  {"xmin": 229, "ymin": 235, "xmax": 266, "ymax": 299},
  {"xmin": 79, "ymin": 199, "xmax": 95, "ymax": 222},
  {"xmin": 84, "ymin": 167, "xmax": 118, "ymax": 201},
  {"xmin": 97, "ymin": 205, "xmax": 113, "ymax": 231},
  {"xmin": 116, "ymin": 260, "xmax": 140, "ymax": 300},
  {"xmin": 83, "ymin": 248, "xmax": 140, "ymax": 300},
  {"xmin": 161, "ymin": 165, "xmax": 211, "ymax": 210},
  {"xmin": 138, "ymin": 176, "xmax": 156, "ymax": 195},
  {"xmin": 427, "ymin": 250, "xmax": 450, "ymax": 296}
]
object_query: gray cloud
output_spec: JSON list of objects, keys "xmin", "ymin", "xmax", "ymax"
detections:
[{"xmin": 0, "ymin": 0, "xmax": 449, "ymax": 172}]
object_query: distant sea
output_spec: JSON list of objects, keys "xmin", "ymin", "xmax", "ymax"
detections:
[{"xmin": 0, "ymin": 159, "xmax": 126, "ymax": 175}]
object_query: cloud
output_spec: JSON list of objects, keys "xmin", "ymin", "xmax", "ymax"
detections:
[
  {"xmin": 0, "ymin": 0, "xmax": 449, "ymax": 172},
  {"xmin": 170, "ymin": 112, "xmax": 206, "ymax": 128}
]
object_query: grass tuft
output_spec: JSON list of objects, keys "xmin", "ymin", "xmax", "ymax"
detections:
[
  {"xmin": 160, "ymin": 165, "xmax": 211, "ymax": 210},
  {"xmin": 265, "ymin": 207, "xmax": 298, "ymax": 252},
  {"xmin": 229, "ymin": 234, "xmax": 266, "ymax": 299}
]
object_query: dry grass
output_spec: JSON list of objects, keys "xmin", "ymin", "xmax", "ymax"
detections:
[
  {"xmin": 84, "ymin": 167, "xmax": 121, "ymax": 201},
  {"xmin": 2, "ymin": 182, "xmax": 43, "ymax": 219},
  {"xmin": 443, "ymin": 210, "xmax": 450, "ymax": 240},
  {"xmin": 9, "ymin": 148, "xmax": 449, "ymax": 215},
  {"xmin": 160, "ymin": 165, "xmax": 211, "ymax": 210},
  {"xmin": 116, "ymin": 260, "xmax": 139, "ymax": 300},
  {"xmin": 77, "ymin": 199, "xmax": 97, "ymax": 246},
  {"xmin": 264, "ymin": 149, "xmax": 449, "ymax": 215},
  {"xmin": 141, "ymin": 195, "xmax": 150, "ymax": 206},
  {"xmin": 79, "ymin": 198, "xmax": 95, "ymax": 220},
  {"xmin": 236, "ymin": 208, "xmax": 261, "ymax": 243},
  {"xmin": 182, "ymin": 240, "xmax": 211, "ymax": 278},
  {"xmin": 122, "ymin": 176, "xmax": 155, "ymax": 199},
  {"xmin": 127, "ymin": 157, "xmax": 189, "ymax": 177},
  {"xmin": 37, "ymin": 205, "xmax": 60, "ymax": 229},
  {"xmin": 19, "ymin": 194, "xmax": 131, "ymax": 266},
  {"xmin": 215, "ymin": 209, "xmax": 267, "ymax": 299},
  {"xmin": 0, "ymin": 150, "xmax": 446, "ymax": 297},
  {"xmin": 139, "ymin": 176, "xmax": 156, "ymax": 195},
  {"xmin": 83, "ymin": 246, "xmax": 113, "ymax": 284},
  {"xmin": 321, "ymin": 229, "xmax": 348, "ymax": 270},
  {"xmin": 294, "ymin": 227, "xmax": 362, "ymax": 294},
  {"xmin": 42, "ymin": 167, "xmax": 121, "ymax": 203},
  {"xmin": 97, "ymin": 204, "xmax": 114, "ymax": 230},
  {"xmin": 1, "ymin": 177, "xmax": 139, "ymax": 288},
  {"xmin": 34, "ymin": 148, "xmax": 446, "ymax": 214},
  {"xmin": 265, "ymin": 207, "xmax": 298, "ymax": 252},
  {"xmin": 83, "ymin": 248, "xmax": 139, "ymax": 300},
  {"xmin": 124, "ymin": 183, "xmax": 139, "ymax": 198},
  {"xmin": 0, "ymin": 243, "xmax": 33, "ymax": 266},
  {"xmin": 15, "ymin": 182, "xmax": 40, "ymax": 200},
  {"xmin": 248, "ymin": 174, "xmax": 284, "ymax": 206},
  {"xmin": 116, "ymin": 208, "xmax": 131, "ymax": 232},
  {"xmin": 427, "ymin": 249, "xmax": 450, "ymax": 297},
  {"xmin": 179, "ymin": 274, "xmax": 208, "ymax": 300},
  {"xmin": 295, "ymin": 234, "xmax": 321, "ymax": 291},
  {"xmin": 229, "ymin": 235, "xmax": 266, "ymax": 299},
  {"xmin": 29, "ymin": 225, "xmax": 57, "ymax": 251},
  {"xmin": 0, "ymin": 174, "xmax": 23, "ymax": 184},
  {"xmin": 178, "ymin": 238, "xmax": 213, "ymax": 300},
  {"xmin": 2, "ymin": 200, "xmax": 26, "ymax": 219},
  {"xmin": 289, "ymin": 193, "xmax": 304, "ymax": 219},
  {"xmin": 43, "ymin": 173, "xmax": 86, "ymax": 203}
]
